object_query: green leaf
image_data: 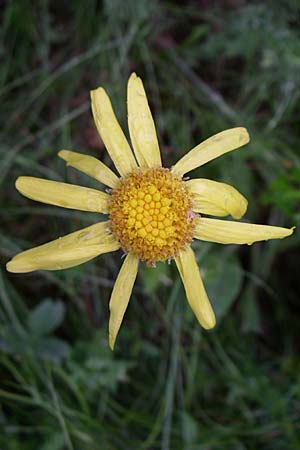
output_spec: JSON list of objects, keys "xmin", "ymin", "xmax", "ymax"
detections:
[
  {"xmin": 181, "ymin": 411, "xmax": 199, "ymax": 445},
  {"xmin": 204, "ymin": 251, "xmax": 243, "ymax": 321},
  {"xmin": 241, "ymin": 285, "xmax": 262, "ymax": 333},
  {"xmin": 28, "ymin": 299, "xmax": 65, "ymax": 336},
  {"xmin": 141, "ymin": 261, "xmax": 171, "ymax": 295},
  {"xmin": 35, "ymin": 336, "xmax": 70, "ymax": 362},
  {"xmin": 40, "ymin": 432, "xmax": 65, "ymax": 450}
]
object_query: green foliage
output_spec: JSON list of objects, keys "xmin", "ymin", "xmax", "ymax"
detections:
[
  {"xmin": 28, "ymin": 299, "xmax": 65, "ymax": 336},
  {"xmin": 262, "ymin": 167, "xmax": 300, "ymax": 220},
  {"xmin": 1, "ymin": 0, "xmax": 300, "ymax": 449},
  {"xmin": 205, "ymin": 250, "xmax": 243, "ymax": 321},
  {"xmin": 0, "ymin": 297, "xmax": 70, "ymax": 363}
]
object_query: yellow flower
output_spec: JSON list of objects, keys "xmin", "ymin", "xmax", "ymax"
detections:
[{"xmin": 7, "ymin": 73, "xmax": 294, "ymax": 350}]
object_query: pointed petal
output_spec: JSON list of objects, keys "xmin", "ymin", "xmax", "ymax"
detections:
[
  {"xmin": 172, "ymin": 128, "xmax": 250, "ymax": 177},
  {"xmin": 127, "ymin": 73, "xmax": 162, "ymax": 168},
  {"xmin": 109, "ymin": 253, "xmax": 139, "ymax": 350},
  {"xmin": 58, "ymin": 150, "xmax": 119, "ymax": 188},
  {"xmin": 90, "ymin": 87, "xmax": 137, "ymax": 176},
  {"xmin": 193, "ymin": 217, "xmax": 294, "ymax": 245},
  {"xmin": 16, "ymin": 177, "xmax": 109, "ymax": 213},
  {"xmin": 175, "ymin": 246, "xmax": 216, "ymax": 329},
  {"xmin": 187, "ymin": 178, "xmax": 248, "ymax": 219},
  {"xmin": 6, "ymin": 222, "xmax": 120, "ymax": 273}
]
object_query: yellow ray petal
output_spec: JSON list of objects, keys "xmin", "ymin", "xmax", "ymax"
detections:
[
  {"xmin": 193, "ymin": 217, "xmax": 294, "ymax": 245},
  {"xmin": 16, "ymin": 177, "xmax": 109, "ymax": 213},
  {"xmin": 175, "ymin": 246, "xmax": 216, "ymax": 329},
  {"xmin": 172, "ymin": 128, "xmax": 250, "ymax": 177},
  {"xmin": 109, "ymin": 253, "xmax": 139, "ymax": 350},
  {"xmin": 127, "ymin": 72, "xmax": 162, "ymax": 168},
  {"xmin": 58, "ymin": 150, "xmax": 119, "ymax": 188},
  {"xmin": 6, "ymin": 222, "xmax": 120, "ymax": 273},
  {"xmin": 90, "ymin": 87, "xmax": 137, "ymax": 176},
  {"xmin": 187, "ymin": 178, "xmax": 248, "ymax": 219}
]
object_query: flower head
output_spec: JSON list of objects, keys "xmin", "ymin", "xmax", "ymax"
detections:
[
  {"xmin": 7, "ymin": 73, "xmax": 294, "ymax": 350},
  {"xmin": 109, "ymin": 167, "xmax": 195, "ymax": 265}
]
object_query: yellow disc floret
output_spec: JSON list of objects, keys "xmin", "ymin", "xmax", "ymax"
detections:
[{"xmin": 109, "ymin": 168, "xmax": 195, "ymax": 265}]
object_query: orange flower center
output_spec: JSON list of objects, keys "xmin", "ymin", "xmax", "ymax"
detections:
[{"xmin": 109, "ymin": 168, "xmax": 195, "ymax": 265}]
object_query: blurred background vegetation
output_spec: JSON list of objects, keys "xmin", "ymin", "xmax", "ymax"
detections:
[{"xmin": 1, "ymin": 0, "xmax": 300, "ymax": 449}]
